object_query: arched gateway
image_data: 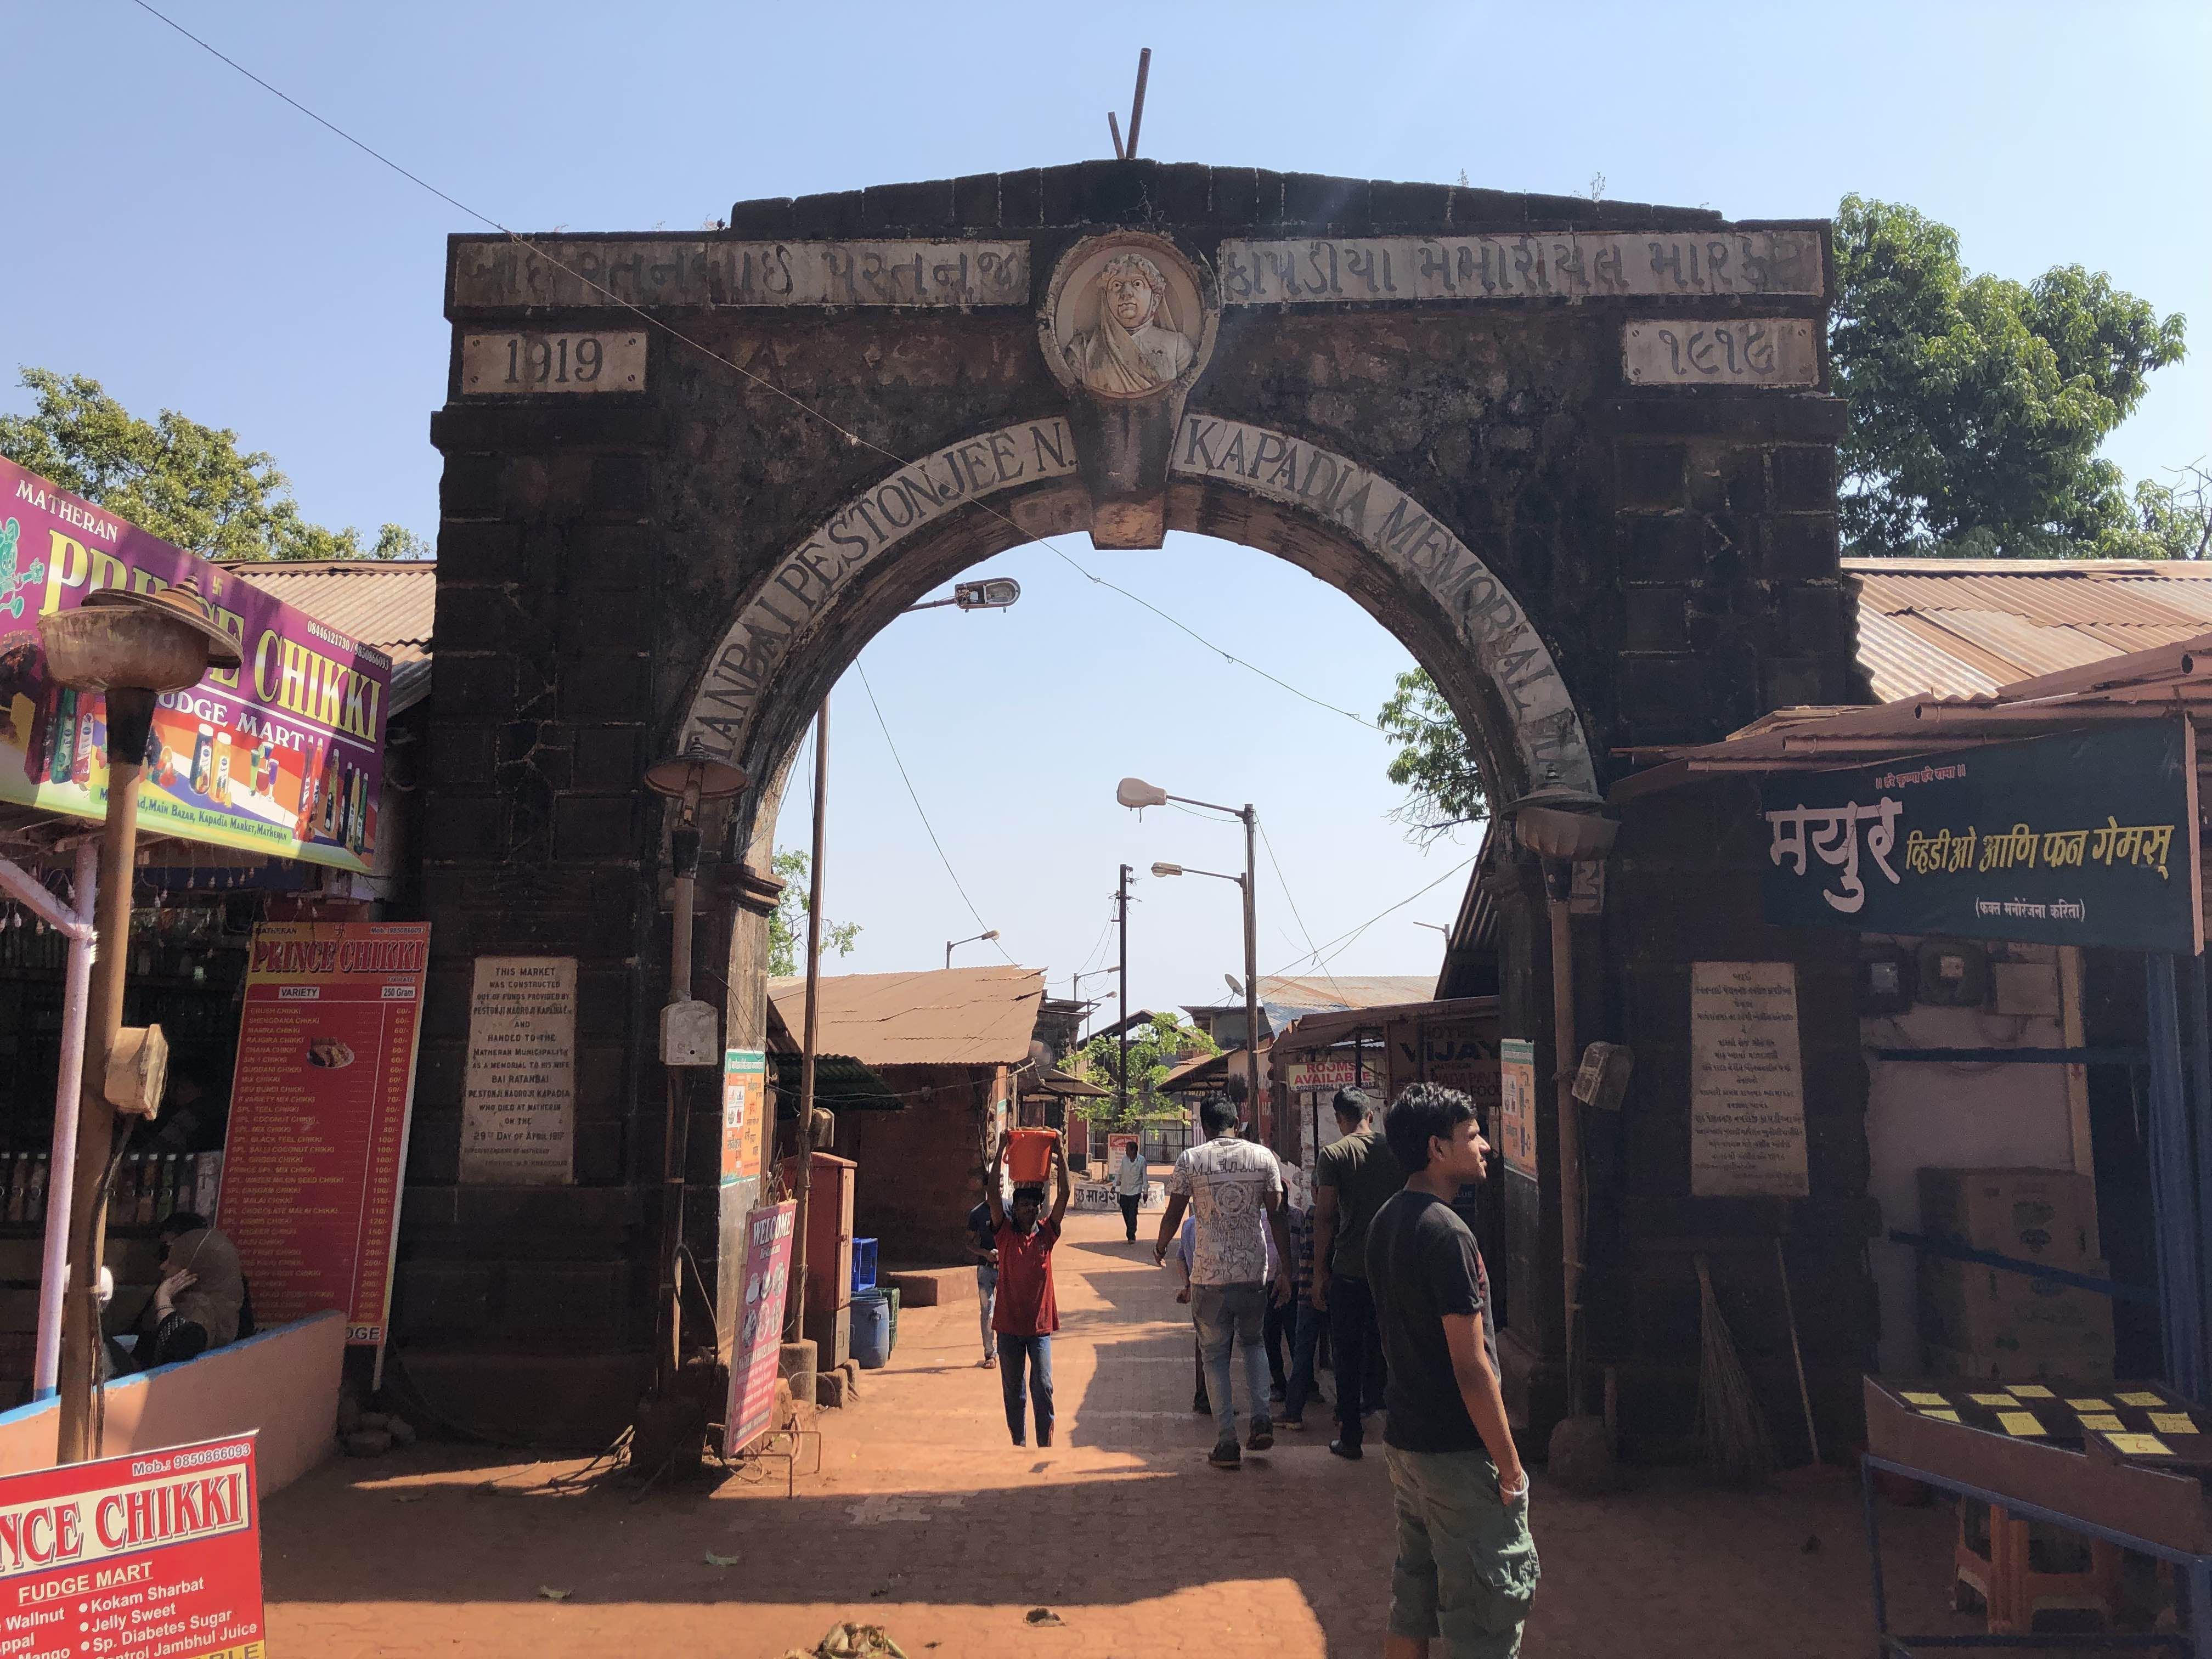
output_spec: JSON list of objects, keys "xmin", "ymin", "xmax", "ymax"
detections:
[{"xmin": 408, "ymin": 162, "xmax": 1858, "ymax": 1444}]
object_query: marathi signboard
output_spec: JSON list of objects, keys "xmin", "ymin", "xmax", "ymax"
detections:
[
  {"xmin": 1497, "ymin": 1038, "xmax": 1538, "ymax": 1181},
  {"xmin": 461, "ymin": 957, "xmax": 577, "ymax": 1185},
  {"xmin": 720, "ymin": 1048, "xmax": 765, "ymax": 1186},
  {"xmin": 217, "ymin": 923, "xmax": 426, "ymax": 1380},
  {"xmin": 0, "ymin": 458, "xmax": 393, "ymax": 874},
  {"xmin": 725, "ymin": 1201, "xmax": 797, "ymax": 1454},
  {"xmin": 0, "ymin": 1432, "xmax": 265, "ymax": 1659},
  {"xmin": 1761, "ymin": 723, "xmax": 2201, "ymax": 953},
  {"xmin": 1689, "ymin": 962, "xmax": 1809, "ymax": 1198}
]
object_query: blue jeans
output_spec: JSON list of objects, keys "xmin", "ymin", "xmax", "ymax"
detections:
[
  {"xmin": 996, "ymin": 1333, "xmax": 1053, "ymax": 1444},
  {"xmin": 1285, "ymin": 1300, "xmax": 1325, "ymax": 1421},
  {"xmin": 1191, "ymin": 1282, "xmax": 1272, "ymax": 1447}
]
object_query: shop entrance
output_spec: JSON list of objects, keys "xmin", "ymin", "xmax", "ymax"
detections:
[{"xmin": 409, "ymin": 160, "xmax": 1854, "ymax": 1443}]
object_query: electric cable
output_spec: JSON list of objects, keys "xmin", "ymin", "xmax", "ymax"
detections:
[
  {"xmin": 853, "ymin": 662, "xmax": 1013, "ymax": 962},
  {"xmin": 125, "ymin": 0, "xmax": 1384, "ymax": 740},
  {"xmin": 1256, "ymin": 819, "xmax": 1346, "ymax": 1003},
  {"xmin": 1265, "ymin": 851, "xmax": 1477, "ymax": 978}
]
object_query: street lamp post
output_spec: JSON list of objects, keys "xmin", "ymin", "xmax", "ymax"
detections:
[
  {"xmin": 945, "ymin": 929, "xmax": 1000, "ymax": 969},
  {"xmin": 41, "ymin": 578, "xmax": 242, "ymax": 1465}
]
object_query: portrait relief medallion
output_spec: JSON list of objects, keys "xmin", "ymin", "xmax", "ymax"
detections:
[{"xmin": 1041, "ymin": 232, "xmax": 1217, "ymax": 402}]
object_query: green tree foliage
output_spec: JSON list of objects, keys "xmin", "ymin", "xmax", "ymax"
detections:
[
  {"xmin": 0, "ymin": 368, "xmax": 428, "ymax": 562},
  {"xmin": 1377, "ymin": 668, "xmax": 1487, "ymax": 844},
  {"xmin": 1068, "ymin": 1012, "xmax": 1218, "ymax": 1133},
  {"xmin": 766, "ymin": 847, "xmax": 861, "ymax": 978},
  {"xmin": 1375, "ymin": 199, "xmax": 2204, "ymax": 842},
  {"xmin": 1831, "ymin": 197, "xmax": 2190, "ymax": 559}
]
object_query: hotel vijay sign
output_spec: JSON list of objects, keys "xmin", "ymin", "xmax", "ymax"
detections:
[{"xmin": 1760, "ymin": 721, "xmax": 2202, "ymax": 953}]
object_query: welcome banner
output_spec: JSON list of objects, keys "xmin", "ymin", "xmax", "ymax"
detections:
[{"xmin": 0, "ymin": 458, "xmax": 392, "ymax": 874}]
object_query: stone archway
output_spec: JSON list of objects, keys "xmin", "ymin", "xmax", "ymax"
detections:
[{"xmin": 411, "ymin": 160, "xmax": 1853, "ymax": 1443}]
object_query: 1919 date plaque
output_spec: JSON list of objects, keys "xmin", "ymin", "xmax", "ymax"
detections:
[{"xmin": 461, "ymin": 331, "xmax": 646, "ymax": 394}]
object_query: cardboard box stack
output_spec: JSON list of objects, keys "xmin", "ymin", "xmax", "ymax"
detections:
[{"xmin": 1916, "ymin": 1167, "xmax": 2112, "ymax": 1381}]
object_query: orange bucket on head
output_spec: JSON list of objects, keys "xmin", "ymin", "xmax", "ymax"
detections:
[{"xmin": 1007, "ymin": 1128, "xmax": 1054, "ymax": 1186}]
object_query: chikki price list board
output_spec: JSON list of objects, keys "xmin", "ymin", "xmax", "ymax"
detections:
[{"xmin": 215, "ymin": 923, "xmax": 427, "ymax": 1382}]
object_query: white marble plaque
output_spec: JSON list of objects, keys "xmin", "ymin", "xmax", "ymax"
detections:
[
  {"xmin": 450, "ymin": 239, "xmax": 1029, "ymax": 310},
  {"xmin": 462, "ymin": 956, "xmax": 577, "ymax": 1185},
  {"xmin": 1623, "ymin": 319, "xmax": 1818, "ymax": 386},
  {"xmin": 1690, "ymin": 961, "xmax": 1808, "ymax": 1198},
  {"xmin": 461, "ymin": 332, "xmax": 646, "ymax": 394},
  {"xmin": 1218, "ymin": 230, "xmax": 1822, "ymax": 304}
]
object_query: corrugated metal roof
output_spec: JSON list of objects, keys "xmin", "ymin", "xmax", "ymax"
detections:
[
  {"xmin": 1260, "ymin": 975, "xmax": 1437, "ymax": 1012},
  {"xmin": 767, "ymin": 966, "xmax": 1045, "ymax": 1068},
  {"xmin": 1847, "ymin": 558, "xmax": 2212, "ymax": 699},
  {"xmin": 220, "ymin": 559, "xmax": 436, "ymax": 714}
]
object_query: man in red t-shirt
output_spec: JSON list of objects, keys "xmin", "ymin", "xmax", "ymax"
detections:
[{"xmin": 985, "ymin": 1128, "xmax": 1071, "ymax": 1447}]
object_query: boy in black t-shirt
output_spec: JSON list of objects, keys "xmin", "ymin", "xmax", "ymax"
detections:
[{"xmin": 1366, "ymin": 1084, "xmax": 1539, "ymax": 1658}]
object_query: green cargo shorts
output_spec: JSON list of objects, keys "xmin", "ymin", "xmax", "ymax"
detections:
[{"xmin": 1383, "ymin": 1444, "xmax": 1541, "ymax": 1658}]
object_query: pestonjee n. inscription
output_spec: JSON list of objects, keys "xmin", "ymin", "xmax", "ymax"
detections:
[{"xmin": 450, "ymin": 238, "xmax": 1031, "ymax": 311}]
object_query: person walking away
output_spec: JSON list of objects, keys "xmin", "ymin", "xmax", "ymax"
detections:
[
  {"xmin": 1262, "ymin": 1192, "xmax": 1305, "ymax": 1403},
  {"xmin": 967, "ymin": 1188, "xmax": 1000, "ymax": 1368},
  {"xmin": 1114, "ymin": 1138, "xmax": 1149, "ymax": 1243},
  {"xmin": 1155, "ymin": 1095, "xmax": 1293, "ymax": 1470},
  {"xmin": 1368, "ymin": 1084, "xmax": 1538, "ymax": 1658},
  {"xmin": 1174, "ymin": 1212, "xmax": 1208, "ymax": 1414},
  {"xmin": 1280, "ymin": 1192, "xmax": 1328, "ymax": 1427},
  {"xmin": 986, "ymin": 1129, "xmax": 1070, "ymax": 1446},
  {"xmin": 1312, "ymin": 1086, "xmax": 1404, "ymax": 1460}
]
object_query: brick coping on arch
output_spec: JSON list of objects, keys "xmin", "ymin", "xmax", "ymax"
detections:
[{"xmin": 679, "ymin": 416, "xmax": 1595, "ymax": 797}]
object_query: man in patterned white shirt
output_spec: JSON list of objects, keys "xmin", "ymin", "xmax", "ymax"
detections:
[{"xmin": 1155, "ymin": 1095, "xmax": 1294, "ymax": 1470}]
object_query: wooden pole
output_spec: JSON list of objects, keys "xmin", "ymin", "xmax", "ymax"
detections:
[{"xmin": 786, "ymin": 701, "xmax": 829, "ymax": 1341}]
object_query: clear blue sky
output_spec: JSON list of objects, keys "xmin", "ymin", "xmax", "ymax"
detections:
[{"xmin": 8, "ymin": 2, "xmax": 2207, "ymax": 1019}]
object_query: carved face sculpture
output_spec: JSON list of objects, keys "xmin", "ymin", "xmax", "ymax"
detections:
[{"xmin": 1104, "ymin": 267, "xmax": 1159, "ymax": 330}]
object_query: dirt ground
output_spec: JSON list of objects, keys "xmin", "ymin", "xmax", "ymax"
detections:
[{"xmin": 262, "ymin": 1209, "xmax": 1974, "ymax": 1656}]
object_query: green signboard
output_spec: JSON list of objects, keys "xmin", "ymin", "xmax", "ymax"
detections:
[{"xmin": 1760, "ymin": 721, "xmax": 2200, "ymax": 953}]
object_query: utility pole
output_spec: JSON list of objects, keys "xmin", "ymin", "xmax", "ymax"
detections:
[
  {"xmin": 787, "ymin": 698, "xmax": 829, "ymax": 1342},
  {"xmin": 1240, "ymin": 804, "xmax": 1261, "ymax": 1146},
  {"xmin": 1116, "ymin": 864, "xmax": 1131, "ymax": 1127}
]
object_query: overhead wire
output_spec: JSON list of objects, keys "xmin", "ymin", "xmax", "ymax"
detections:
[
  {"xmin": 125, "ymin": 0, "xmax": 1384, "ymax": 741},
  {"xmin": 1264, "ymin": 851, "xmax": 1477, "ymax": 978},
  {"xmin": 1256, "ymin": 819, "xmax": 1346, "ymax": 1003},
  {"xmin": 853, "ymin": 663, "xmax": 1015, "ymax": 963},
  {"xmin": 128, "ymin": 0, "xmax": 1448, "ymax": 996}
]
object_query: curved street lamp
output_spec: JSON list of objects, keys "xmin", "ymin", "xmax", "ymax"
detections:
[
  {"xmin": 945, "ymin": 928, "xmax": 1000, "ymax": 968},
  {"xmin": 1120, "ymin": 778, "xmax": 1263, "ymax": 1139},
  {"xmin": 41, "ymin": 578, "xmax": 241, "ymax": 1465}
]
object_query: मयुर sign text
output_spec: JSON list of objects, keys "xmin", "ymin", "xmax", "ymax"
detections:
[{"xmin": 1756, "ymin": 724, "xmax": 2199, "ymax": 952}]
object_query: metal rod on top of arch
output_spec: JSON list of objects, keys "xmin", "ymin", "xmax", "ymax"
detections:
[{"xmin": 1125, "ymin": 49, "xmax": 1150, "ymax": 159}]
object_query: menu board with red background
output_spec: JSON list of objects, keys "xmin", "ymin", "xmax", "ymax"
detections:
[
  {"xmin": 725, "ymin": 1201, "xmax": 795, "ymax": 1454},
  {"xmin": 216, "ymin": 923, "xmax": 427, "ymax": 1382},
  {"xmin": 0, "ymin": 456, "xmax": 392, "ymax": 874},
  {"xmin": 0, "ymin": 1431, "xmax": 264, "ymax": 1659}
]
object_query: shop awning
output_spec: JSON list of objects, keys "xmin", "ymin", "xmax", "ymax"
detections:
[
  {"xmin": 772, "ymin": 1053, "xmax": 903, "ymax": 1116},
  {"xmin": 1273, "ymin": 996, "xmax": 1501, "ymax": 1058}
]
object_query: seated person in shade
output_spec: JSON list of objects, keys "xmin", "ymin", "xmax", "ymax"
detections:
[{"xmin": 125, "ymin": 1212, "xmax": 250, "ymax": 1369}]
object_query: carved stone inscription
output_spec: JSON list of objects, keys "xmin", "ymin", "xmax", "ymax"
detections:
[
  {"xmin": 1689, "ymin": 960, "xmax": 1809, "ymax": 1198},
  {"xmin": 462, "ymin": 956, "xmax": 576, "ymax": 1187},
  {"xmin": 1167, "ymin": 416, "xmax": 1594, "ymax": 793},
  {"xmin": 683, "ymin": 419, "xmax": 1080, "ymax": 759},
  {"xmin": 1218, "ymin": 230, "xmax": 1822, "ymax": 304},
  {"xmin": 450, "ymin": 239, "xmax": 1030, "ymax": 311},
  {"xmin": 461, "ymin": 332, "xmax": 646, "ymax": 394},
  {"xmin": 1623, "ymin": 319, "xmax": 1818, "ymax": 386}
]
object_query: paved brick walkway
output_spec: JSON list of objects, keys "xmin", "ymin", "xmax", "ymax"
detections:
[{"xmin": 263, "ymin": 1209, "xmax": 1972, "ymax": 1655}]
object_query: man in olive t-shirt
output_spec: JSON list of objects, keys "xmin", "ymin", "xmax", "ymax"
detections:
[
  {"xmin": 1311, "ymin": 1086, "xmax": 1404, "ymax": 1458},
  {"xmin": 1367, "ymin": 1084, "xmax": 1536, "ymax": 1657}
]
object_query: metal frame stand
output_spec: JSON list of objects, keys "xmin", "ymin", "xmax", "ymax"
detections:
[
  {"xmin": 1863, "ymin": 1454, "xmax": 2211, "ymax": 1655},
  {"xmin": 714, "ymin": 1426, "xmax": 822, "ymax": 1500}
]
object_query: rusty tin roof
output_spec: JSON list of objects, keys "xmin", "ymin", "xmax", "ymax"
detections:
[{"xmin": 768, "ymin": 965, "xmax": 1046, "ymax": 1068}]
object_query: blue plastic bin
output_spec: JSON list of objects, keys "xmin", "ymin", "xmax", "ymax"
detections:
[
  {"xmin": 851, "ymin": 1288, "xmax": 890, "ymax": 1369},
  {"xmin": 850, "ymin": 1237, "xmax": 878, "ymax": 1294}
]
